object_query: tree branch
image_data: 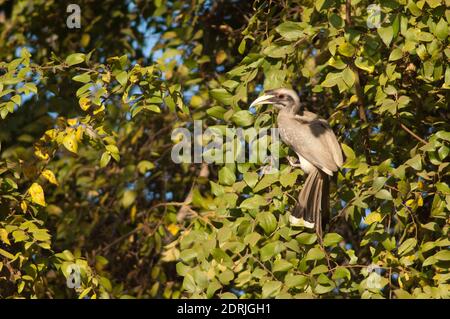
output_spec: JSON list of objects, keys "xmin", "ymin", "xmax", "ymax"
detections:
[
  {"xmin": 345, "ymin": 0, "xmax": 372, "ymax": 165},
  {"xmin": 399, "ymin": 122, "xmax": 427, "ymax": 144}
]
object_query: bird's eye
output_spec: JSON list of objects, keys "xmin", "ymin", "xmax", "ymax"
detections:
[{"xmin": 278, "ymin": 94, "xmax": 285, "ymax": 99}]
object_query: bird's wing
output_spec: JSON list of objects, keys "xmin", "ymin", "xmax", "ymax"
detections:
[
  {"xmin": 314, "ymin": 118, "xmax": 343, "ymax": 168},
  {"xmin": 282, "ymin": 115, "xmax": 343, "ymax": 173}
]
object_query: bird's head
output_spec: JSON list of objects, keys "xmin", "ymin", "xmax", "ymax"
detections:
[{"xmin": 250, "ymin": 88, "xmax": 301, "ymax": 114}]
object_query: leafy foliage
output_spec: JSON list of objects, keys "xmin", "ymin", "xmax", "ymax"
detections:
[{"xmin": 0, "ymin": 0, "xmax": 449, "ymax": 299}]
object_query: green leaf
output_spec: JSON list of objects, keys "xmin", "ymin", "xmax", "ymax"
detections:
[
  {"xmin": 116, "ymin": 71, "xmax": 128, "ymax": 86},
  {"xmin": 275, "ymin": 21, "xmax": 304, "ymax": 41},
  {"xmin": 218, "ymin": 166, "xmax": 235, "ymax": 186},
  {"xmin": 436, "ymin": 182, "xmax": 450, "ymax": 194},
  {"xmin": 435, "ymin": 19, "xmax": 448, "ymax": 41},
  {"xmin": 284, "ymin": 274, "xmax": 308, "ymax": 288},
  {"xmin": 338, "ymin": 42, "xmax": 355, "ymax": 57},
  {"xmin": 279, "ymin": 170, "xmax": 299, "ymax": 188},
  {"xmin": 240, "ymin": 195, "xmax": 267, "ymax": 210},
  {"xmin": 243, "ymin": 171, "xmax": 259, "ymax": 188},
  {"xmin": 206, "ymin": 106, "xmax": 227, "ymax": 119},
  {"xmin": 321, "ymin": 72, "xmax": 341, "ymax": 87},
  {"xmin": 437, "ymin": 145, "xmax": 449, "ymax": 160},
  {"xmin": 231, "ymin": 110, "xmax": 254, "ymax": 127},
  {"xmin": 121, "ymin": 190, "xmax": 136, "ymax": 208},
  {"xmin": 100, "ymin": 152, "xmax": 111, "ymax": 168},
  {"xmin": 354, "ymin": 57, "xmax": 375, "ymax": 73},
  {"xmin": 311, "ymin": 264, "xmax": 329, "ymax": 275},
  {"xmin": 434, "ymin": 250, "xmax": 450, "ymax": 261},
  {"xmin": 244, "ymin": 232, "xmax": 261, "ymax": 246},
  {"xmin": 341, "ymin": 143, "xmax": 355, "ymax": 159},
  {"xmin": 377, "ymin": 26, "xmax": 394, "ymax": 47},
  {"xmin": 65, "ymin": 53, "xmax": 85, "ymax": 66},
  {"xmin": 272, "ymin": 259, "xmax": 293, "ymax": 272},
  {"xmin": 332, "ymin": 267, "xmax": 351, "ymax": 281},
  {"xmin": 296, "ymin": 232, "xmax": 317, "ymax": 245},
  {"xmin": 0, "ymin": 248, "xmax": 14, "ymax": 260},
  {"xmin": 423, "ymin": 255, "xmax": 436, "ymax": 266},
  {"xmin": 389, "ymin": 48, "xmax": 403, "ymax": 61},
  {"xmin": 406, "ymin": 154, "xmax": 422, "ymax": 171},
  {"xmin": 375, "ymin": 189, "xmax": 393, "ymax": 201},
  {"xmin": 394, "ymin": 289, "xmax": 413, "ymax": 299},
  {"xmin": 253, "ymin": 173, "xmax": 279, "ymax": 192},
  {"xmin": 305, "ymin": 247, "xmax": 325, "ymax": 261},
  {"xmin": 210, "ymin": 88, "xmax": 233, "ymax": 105},
  {"xmin": 323, "ymin": 233, "xmax": 343, "ymax": 247},
  {"xmin": 314, "ymin": 283, "xmax": 335, "ymax": 294},
  {"xmin": 257, "ymin": 211, "xmax": 277, "ymax": 234},
  {"xmin": 398, "ymin": 238, "xmax": 417, "ymax": 256},
  {"xmin": 342, "ymin": 67, "xmax": 355, "ymax": 88},
  {"xmin": 11, "ymin": 95, "xmax": 21, "ymax": 106},
  {"xmin": 260, "ymin": 241, "xmax": 285, "ymax": 261},
  {"xmin": 72, "ymin": 73, "xmax": 91, "ymax": 83},
  {"xmin": 435, "ymin": 131, "xmax": 450, "ymax": 142},
  {"xmin": 105, "ymin": 144, "xmax": 119, "ymax": 154},
  {"xmin": 263, "ymin": 45, "xmax": 295, "ymax": 58},
  {"xmin": 262, "ymin": 281, "xmax": 282, "ymax": 298}
]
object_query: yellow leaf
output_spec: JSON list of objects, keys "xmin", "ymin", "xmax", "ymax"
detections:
[
  {"xmin": 417, "ymin": 195, "xmax": 423, "ymax": 207},
  {"xmin": 29, "ymin": 182, "xmax": 46, "ymax": 206},
  {"xmin": 0, "ymin": 229, "xmax": 10, "ymax": 245},
  {"xmin": 34, "ymin": 147, "xmax": 49, "ymax": 160},
  {"xmin": 190, "ymin": 95, "xmax": 203, "ymax": 108},
  {"xmin": 41, "ymin": 169, "xmax": 58, "ymax": 185},
  {"xmin": 167, "ymin": 224, "xmax": 180, "ymax": 236},
  {"xmin": 79, "ymin": 96, "xmax": 91, "ymax": 111},
  {"xmin": 67, "ymin": 118, "xmax": 79, "ymax": 126},
  {"xmin": 63, "ymin": 133, "xmax": 78, "ymax": 154},
  {"xmin": 215, "ymin": 50, "xmax": 227, "ymax": 64},
  {"xmin": 101, "ymin": 72, "xmax": 111, "ymax": 83},
  {"xmin": 405, "ymin": 199, "xmax": 415, "ymax": 207},
  {"xmin": 93, "ymin": 105, "xmax": 105, "ymax": 115},
  {"xmin": 365, "ymin": 212, "xmax": 382, "ymax": 225},
  {"xmin": 0, "ymin": 248, "xmax": 14, "ymax": 259},
  {"xmin": 130, "ymin": 205, "xmax": 137, "ymax": 224},
  {"xmin": 129, "ymin": 74, "xmax": 138, "ymax": 83},
  {"xmin": 81, "ymin": 33, "xmax": 90, "ymax": 47},
  {"xmin": 76, "ymin": 125, "xmax": 83, "ymax": 140},
  {"xmin": 20, "ymin": 201, "xmax": 27, "ymax": 213}
]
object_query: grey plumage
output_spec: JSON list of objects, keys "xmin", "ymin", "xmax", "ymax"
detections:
[{"xmin": 250, "ymin": 88, "xmax": 343, "ymax": 237}]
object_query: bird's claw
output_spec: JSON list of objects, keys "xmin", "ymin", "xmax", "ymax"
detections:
[{"xmin": 287, "ymin": 156, "xmax": 302, "ymax": 167}]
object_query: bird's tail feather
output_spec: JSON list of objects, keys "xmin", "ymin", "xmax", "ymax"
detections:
[{"xmin": 293, "ymin": 168, "xmax": 329, "ymax": 237}]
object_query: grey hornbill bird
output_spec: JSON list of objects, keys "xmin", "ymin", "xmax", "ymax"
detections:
[{"xmin": 250, "ymin": 88, "xmax": 343, "ymax": 237}]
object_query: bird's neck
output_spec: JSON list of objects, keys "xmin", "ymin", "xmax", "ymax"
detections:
[{"xmin": 279, "ymin": 105, "xmax": 302, "ymax": 116}]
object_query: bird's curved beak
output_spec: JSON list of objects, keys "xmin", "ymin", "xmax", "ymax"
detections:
[{"xmin": 250, "ymin": 94, "xmax": 275, "ymax": 108}]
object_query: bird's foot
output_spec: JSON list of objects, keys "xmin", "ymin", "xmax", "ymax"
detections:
[{"xmin": 287, "ymin": 156, "xmax": 302, "ymax": 167}]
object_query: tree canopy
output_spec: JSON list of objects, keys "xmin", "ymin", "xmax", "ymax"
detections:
[{"xmin": 0, "ymin": 0, "xmax": 449, "ymax": 299}]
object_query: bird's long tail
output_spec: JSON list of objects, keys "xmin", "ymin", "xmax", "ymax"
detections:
[{"xmin": 292, "ymin": 168, "xmax": 329, "ymax": 238}]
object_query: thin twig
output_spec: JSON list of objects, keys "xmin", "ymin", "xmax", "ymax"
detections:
[{"xmin": 399, "ymin": 122, "xmax": 427, "ymax": 144}]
